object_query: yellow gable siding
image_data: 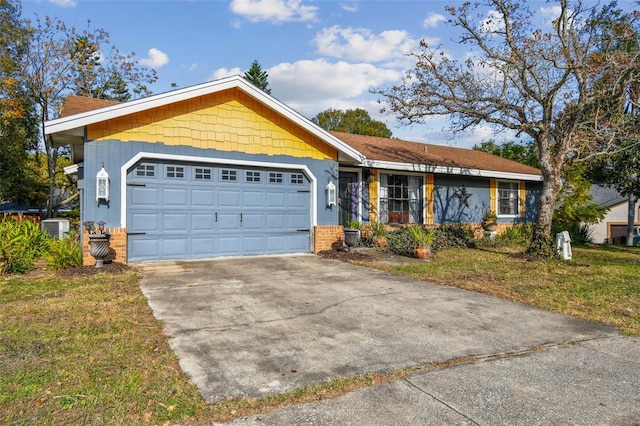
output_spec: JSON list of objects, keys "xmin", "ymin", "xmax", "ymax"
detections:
[{"xmin": 87, "ymin": 88, "xmax": 336, "ymax": 160}]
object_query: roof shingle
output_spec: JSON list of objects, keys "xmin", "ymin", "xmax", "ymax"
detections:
[
  {"xmin": 331, "ymin": 131, "xmax": 541, "ymax": 177},
  {"xmin": 59, "ymin": 95, "xmax": 119, "ymax": 117}
]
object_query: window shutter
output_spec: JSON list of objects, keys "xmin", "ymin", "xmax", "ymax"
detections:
[
  {"xmin": 490, "ymin": 178, "xmax": 497, "ymax": 212},
  {"xmin": 520, "ymin": 181, "xmax": 526, "ymax": 218},
  {"xmin": 425, "ymin": 173, "xmax": 434, "ymax": 225}
]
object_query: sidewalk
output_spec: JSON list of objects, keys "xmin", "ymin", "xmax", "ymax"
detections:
[{"xmin": 222, "ymin": 335, "xmax": 640, "ymax": 425}]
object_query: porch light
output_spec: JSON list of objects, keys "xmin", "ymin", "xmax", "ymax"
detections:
[
  {"xmin": 96, "ymin": 164, "xmax": 110, "ymax": 202},
  {"xmin": 325, "ymin": 180, "xmax": 336, "ymax": 207}
]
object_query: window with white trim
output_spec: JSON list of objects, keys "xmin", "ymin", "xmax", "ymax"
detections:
[
  {"xmin": 194, "ymin": 167, "xmax": 212, "ymax": 180},
  {"xmin": 290, "ymin": 173, "xmax": 304, "ymax": 185},
  {"xmin": 166, "ymin": 165, "xmax": 185, "ymax": 179},
  {"xmin": 379, "ymin": 174, "xmax": 424, "ymax": 224},
  {"xmin": 269, "ymin": 172, "xmax": 283, "ymax": 184},
  {"xmin": 497, "ymin": 181, "xmax": 519, "ymax": 216},
  {"xmin": 221, "ymin": 169, "xmax": 237, "ymax": 182},
  {"xmin": 246, "ymin": 171, "xmax": 261, "ymax": 182},
  {"xmin": 136, "ymin": 163, "xmax": 155, "ymax": 177}
]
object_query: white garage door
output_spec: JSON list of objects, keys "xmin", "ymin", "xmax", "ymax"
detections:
[{"xmin": 126, "ymin": 161, "xmax": 311, "ymax": 262}]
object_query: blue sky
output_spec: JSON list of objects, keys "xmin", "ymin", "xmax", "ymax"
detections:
[{"xmin": 20, "ymin": 0, "xmax": 635, "ymax": 148}]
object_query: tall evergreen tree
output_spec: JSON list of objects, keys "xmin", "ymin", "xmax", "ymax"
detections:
[{"xmin": 243, "ymin": 60, "xmax": 271, "ymax": 94}]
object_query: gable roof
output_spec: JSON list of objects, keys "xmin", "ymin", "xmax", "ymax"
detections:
[
  {"xmin": 45, "ymin": 75, "xmax": 364, "ymax": 163},
  {"xmin": 59, "ymin": 96, "xmax": 119, "ymax": 117},
  {"xmin": 332, "ymin": 131, "xmax": 542, "ymax": 181},
  {"xmin": 589, "ymin": 185, "xmax": 628, "ymax": 207}
]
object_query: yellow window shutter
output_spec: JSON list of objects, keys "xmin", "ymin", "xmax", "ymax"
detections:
[
  {"xmin": 490, "ymin": 179, "xmax": 497, "ymax": 213},
  {"xmin": 425, "ymin": 173, "xmax": 434, "ymax": 225},
  {"xmin": 520, "ymin": 181, "xmax": 526, "ymax": 218}
]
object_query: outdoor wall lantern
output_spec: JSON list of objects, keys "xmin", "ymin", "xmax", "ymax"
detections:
[
  {"xmin": 325, "ymin": 180, "xmax": 336, "ymax": 207},
  {"xmin": 96, "ymin": 164, "xmax": 110, "ymax": 203}
]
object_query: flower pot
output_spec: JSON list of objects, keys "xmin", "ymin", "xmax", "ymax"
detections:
[
  {"xmin": 413, "ymin": 246, "xmax": 430, "ymax": 259},
  {"xmin": 343, "ymin": 228, "xmax": 361, "ymax": 249},
  {"xmin": 482, "ymin": 221, "xmax": 498, "ymax": 232},
  {"xmin": 88, "ymin": 233, "xmax": 112, "ymax": 268}
]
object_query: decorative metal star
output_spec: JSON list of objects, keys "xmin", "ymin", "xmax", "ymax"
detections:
[{"xmin": 456, "ymin": 187, "xmax": 473, "ymax": 208}]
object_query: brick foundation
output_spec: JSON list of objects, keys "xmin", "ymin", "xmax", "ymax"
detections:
[
  {"xmin": 83, "ymin": 227, "xmax": 127, "ymax": 266},
  {"xmin": 313, "ymin": 225, "xmax": 345, "ymax": 252}
]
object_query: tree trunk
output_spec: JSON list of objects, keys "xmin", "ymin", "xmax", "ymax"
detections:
[
  {"xmin": 529, "ymin": 155, "xmax": 563, "ymax": 256},
  {"xmin": 627, "ymin": 194, "xmax": 635, "ymax": 247}
]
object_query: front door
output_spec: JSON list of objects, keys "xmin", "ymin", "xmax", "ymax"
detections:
[{"xmin": 338, "ymin": 172, "xmax": 358, "ymax": 226}]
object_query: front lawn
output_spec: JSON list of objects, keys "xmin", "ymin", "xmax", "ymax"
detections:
[
  {"xmin": 2, "ymin": 243, "xmax": 638, "ymax": 424},
  {"xmin": 387, "ymin": 244, "xmax": 640, "ymax": 335},
  {"xmin": 0, "ymin": 270, "xmax": 209, "ymax": 425}
]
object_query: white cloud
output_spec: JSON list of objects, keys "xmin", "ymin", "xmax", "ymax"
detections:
[
  {"xmin": 539, "ymin": 5, "xmax": 562, "ymax": 19},
  {"xmin": 48, "ymin": 0, "xmax": 76, "ymax": 7},
  {"xmin": 480, "ymin": 10, "xmax": 505, "ymax": 34},
  {"xmin": 423, "ymin": 12, "xmax": 446, "ymax": 28},
  {"xmin": 139, "ymin": 48, "xmax": 169, "ymax": 68},
  {"xmin": 208, "ymin": 67, "xmax": 243, "ymax": 81},
  {"xmin": 267, "ymin": 58, "xmax": 400, "ymax": 116},
  {"xmin": 341, "ymin": 2, "xmax": 358, "ymax": 13},
  {"xmin": 229, "ymin": 0, "xmax": 318, "ymax": 24},
  {"xmin": 314, "ymin": 26, "xmax": 418, "ymax": 63}
]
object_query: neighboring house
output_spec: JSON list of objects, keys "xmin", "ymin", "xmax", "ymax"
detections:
[
  {"xmin": 44, "ymin": 75, "xmax": 542, "ymax": 265},
  {"xmin": 587, "ymin": 185, "xmax": 640, "ymax": 244}
]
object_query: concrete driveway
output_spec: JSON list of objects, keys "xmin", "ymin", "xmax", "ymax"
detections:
[{"xmin": 138, "ymin": 254, "xmax": 617, "ymax": 404}]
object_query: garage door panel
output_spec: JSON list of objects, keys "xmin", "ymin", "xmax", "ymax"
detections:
[
  {"xmin": 164, "ymin": 188, "xmax": 188, "ymax": 205},
  {"xmin": 243, "ymin": 191, "xmax": 263, "ymax": 207},
  {"xmin": 192, "ymin": 189, "xmax": 215, "ymax": 206},
  {"xmin": 241, "ymin": 213, "xmax": 262, "ymax": 230},
  {"xmin": 288, "ymin": 213, "xmax": 309, "ymax": 228},
  {"xmin": 129, "ymin": 239, "xmax": 160, "ymax": 258},
  {"xmin": 131, "ymin": 213, "xmax": 159, "ymax": 231},
  {"xmin": 218, "ymin": 213, "xmax": 240, "ymax": 229},
  {"xmin": 192, "ymin": 213, "xmax": 215, "ymax": 231},
  {"xmin": 131, "ymin": 187, "xmax": 158, "ymax": 205},
  {"xmin": 266, "ymin": 214, "xmax": 285, "ymax": 230},
  {"xmin": 218, "ymin": 236, "xmax": 241, "ymax": 255},
  {"xmin": 219, "ymin": 190, "xmax": 241, "ymax": 207},
  {"xmin": 163, "ymin": 213, "xmax": 188, "ymax": 232},
  {"xmin": 163, "ymin": 238, "xmax": 188, "ymax": 256},
  {"xmin": 265, "ymin": 235, "xmax": 286, "ymax": 251},
  {"xmin": 127, "ymin": 162, "xmax": 311, "ymax": 262},
  {"xmin": 289, "ymin": 192, "xmax": 310, "ymax": 208},
  {"xmin": 192, "ymin": 237, "xmax": 215, "ymax": 255},
  {"xmin": 288, "ymin": 234, "xmax": 310, "ymax": 251},
  {"xmin": 242, "ymin": 236, "xmax": 263, "ymax": 253},
  {"xmin": 266, "ymin": 192, "xmax": 285, "ymax": 207}
]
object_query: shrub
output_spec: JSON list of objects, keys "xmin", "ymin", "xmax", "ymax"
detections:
[
  {"xmin": 386, "ymin": 227, "xmax": 415, "ymax": 257},
  {"xmin": 46, "ymin": 231, "xmax": 82, "ymax": 271},
  {"xmin": 408, "ymin": 225, "xmax": 435, "ymax": 247},
  {"xmin": 432, "ymin": 225, "xmax": 476, "ymax": 251},
  {"xmin": 0, "ymin": 215, "xmax": 51, "ymax": 274},
  {"xmin": 495, "ymin": 223, "xmax": 534, "ymax": 246}
]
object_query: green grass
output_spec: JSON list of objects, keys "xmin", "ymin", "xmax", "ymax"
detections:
[
  {"xmin": 386, "ymin": 244, "xmax": 640, "ymax": 335},
  {"xmin": 0, "ymin": 270, "xmax": 209, "ymax": 425}
]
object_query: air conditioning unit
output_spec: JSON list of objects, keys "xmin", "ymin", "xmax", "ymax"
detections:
[{"xmin": 42, "ymin": 219, "xmax": 70, "ymax": 239}]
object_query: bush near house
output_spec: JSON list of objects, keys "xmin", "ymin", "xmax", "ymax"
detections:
[
  {"xmin": 0, "ymin": 215, "xmax": 50, "ymax": 274},
  {"xmin": 0, "ymin": 214, "xmax": 82, "ymax": 275}
]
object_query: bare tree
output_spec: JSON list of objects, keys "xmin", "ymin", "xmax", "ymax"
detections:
[
  {"xmin": 21, "ymin": 16, "xmax": 157, "ymax": 217},
  {"xmin": 376, "ymin": 0, "xmax": 639, "ymax": 255}
]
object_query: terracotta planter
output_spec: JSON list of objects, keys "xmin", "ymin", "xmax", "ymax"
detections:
[
  {"xmin": 482, "ymin": 221, "xmax": 498, "ymax": 232},
  {"xmin": 374, "ymin": 236, "xmax": 387, "ymax": 248},
  {"xmin": 413, "ymin": 246, "xmax": 430, "ymax": 259}
]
